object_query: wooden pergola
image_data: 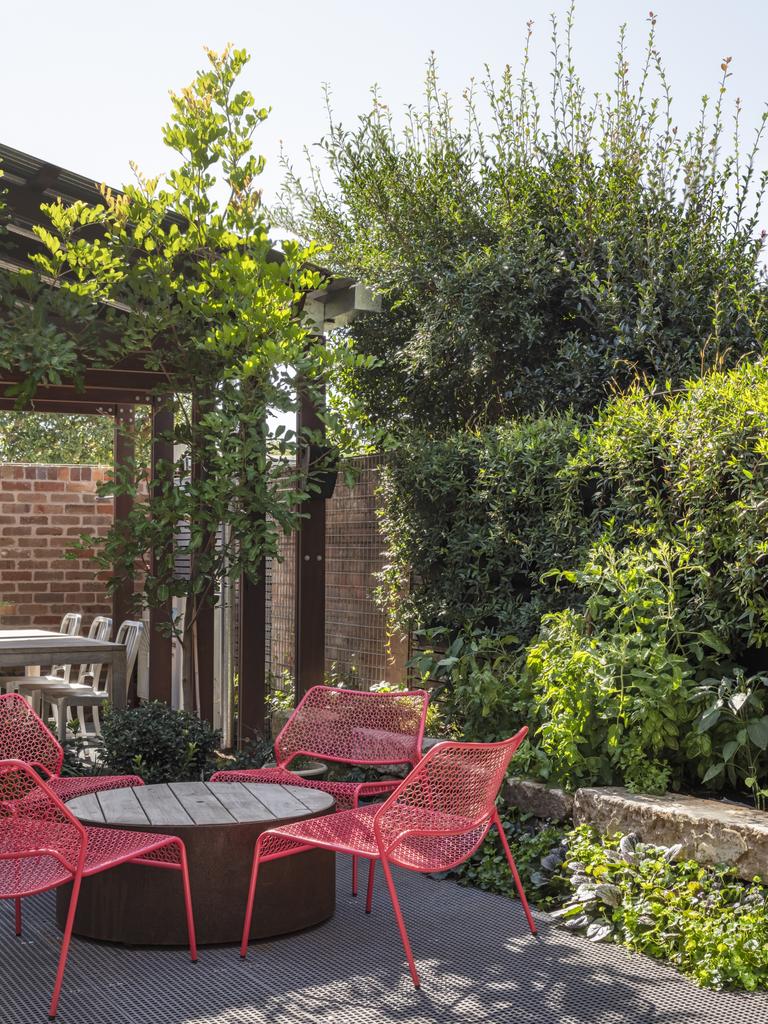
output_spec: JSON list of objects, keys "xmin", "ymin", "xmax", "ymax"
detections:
[{"xmin": 0, "ymin": 143, "xmax": 374, "ymax": 741}]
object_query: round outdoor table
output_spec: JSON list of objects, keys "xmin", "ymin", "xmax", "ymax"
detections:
[{"xmin": 56, "ymin": 782, "xmax": 336, "ymax": 946}]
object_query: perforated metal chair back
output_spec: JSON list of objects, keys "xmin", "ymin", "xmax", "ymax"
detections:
[
  {"xmin": 0, "ymin": 692, "xmax": 64, "ymax": 778},
  {"xmin": 274, "ymin": 685, "xmax": 429, "ymax": 770},
  {"xmin": 374, "ymin": 728, "xmax": 529, "ymax": 873}
]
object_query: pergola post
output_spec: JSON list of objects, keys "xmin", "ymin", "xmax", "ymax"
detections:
[
  {"xmin": 112, "ymin": 403, "xmax": 136, "ymax": 703},
  {"xmin": 294, "ymin": 371, "xmax": 326, "ymax": 702},
  {"xmin": 148, "ymin": 396, "xmax": 174, "ymax": 703},
  {"xmin": 237, "ymin": 569, "xmax": 267, "ymax": 744},
  {"xmin": 190, "ymin": 397, "xmax": 215, "ymax": 723}
]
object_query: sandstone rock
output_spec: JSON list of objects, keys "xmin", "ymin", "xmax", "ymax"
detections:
[
  {"xmin": 504, "ymin": 778, "xmax": 574, "ymax": 822},
  {"xmin": 573, "ymin": 786, "xmax": 768, "ymax": 882}
]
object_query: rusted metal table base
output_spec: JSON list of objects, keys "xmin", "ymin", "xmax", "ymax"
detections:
[{"xmin": 56, "ymin": 783, "xmax": 336, "ymax": 945}]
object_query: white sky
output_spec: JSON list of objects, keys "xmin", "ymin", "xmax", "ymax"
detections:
[{"xmin": 1, "ymin": 0, "xmax": 767, "ymax": 210}]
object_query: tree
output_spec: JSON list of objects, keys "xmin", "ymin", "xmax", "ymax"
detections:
[
  {"xmin": 0, "ymin": 46, "xmax": 369, "ymax": 700},
  {"xmin": 277, "ymin": 9, "xmax": 768, "ymax": 435}
]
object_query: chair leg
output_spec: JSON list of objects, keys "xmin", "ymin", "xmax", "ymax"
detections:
[
  {"xmin": 365, "ymin": 859, "xmax": 376, "ymax": 914},
  {"xmin": 494, "ymin": 811, "xmax": 537, "ymax": 936},
  {"xmin": 351, "ymin": 793, "xmax": 359, "ymax": 896},
  {"xmin": 240, "ymin": 842, "xmax": 263, "ymax": 958},
  {"xmin": 15, "ymin": 897, "xmax": 21, "ymax": 936},
  {"xmin": 49, "ymin": 874, "xmax": 82, "ymax": 1019},
  {"xmin": 56, "ymin": 699, "xmax": 68, "ymax": 744},
  {"xmin": 379, "ymin": 855, "xmax": 420, "ymax": 988},
  {"xmin": 175, "ymin": 842, "xmax": 198, "ymax": 962}
]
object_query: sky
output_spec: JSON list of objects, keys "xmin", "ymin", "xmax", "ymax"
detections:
[{"xmin": 1, "ymin": 0, "xmax": 767, "ymax": 211}]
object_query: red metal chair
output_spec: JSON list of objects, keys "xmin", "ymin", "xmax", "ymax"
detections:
[
  {"xmin": 239, "ymin": 728, "xmax": 536, "ymax": 987},
  {"xmin": 211, "ymin": 685, "xmax": 430, "ymax": 895},
  {"xmin": 0, "ymin": 693, "xmax": 144, "ymax": 802},
  {"xmin": 0, "ymin": 759, "xmax": 197, "ymax": 1018}
]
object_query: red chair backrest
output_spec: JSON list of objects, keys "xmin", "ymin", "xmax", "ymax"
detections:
[
  {"xmin": 373, "ymin": 728, "xmax": 528, "ymax": 867},
  {"xmin": 0, "ymin": 694, "xmax": 64, "ymax": 778},
  {"xmin": 274, "ymin": 685, "xmax": 429, "ymax": 769},
  {"xmin": 0, "ymin": 760, "xmax": 86, "ymax": 893}
]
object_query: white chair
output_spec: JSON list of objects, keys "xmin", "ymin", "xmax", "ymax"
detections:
[
  {"xmin": 28, "ymin": 616, "xmax": 112, "ymax": 732},
  {"xmin": 0, "ymin": 611, "xmax": 82, "ymax": 697},
  {"xmin": 37, "ymin": 620, "xmax": 144, "ymax": 742}
]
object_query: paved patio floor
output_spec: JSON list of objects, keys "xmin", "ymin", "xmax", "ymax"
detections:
[{"xmin": 1, "ymin": 859, "xmax": 763, "ymax": 1024}]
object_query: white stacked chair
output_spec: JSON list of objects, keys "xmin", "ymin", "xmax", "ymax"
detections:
[{"xmin": 37, "ymin": 619, "xmax": 144, "ymax": 741}]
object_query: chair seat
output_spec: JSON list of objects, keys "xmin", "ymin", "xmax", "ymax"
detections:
[
  {"xmin": 211, "ymin": 766, "xmax": 400, "ymax": 810},
  {"xmin": 40, "ymin": 686, "xmax": 107, "ymax": 709},
  {"xmin": 0, "ymin": 674, "xmax": 66, "ymax": 690},
  {"xmin": 263, "ymin": 804, "xmax": 382, "ymax": 858},
  {"xmin": 0, "ymin": 820, "xmax": 178, "ymax": 897},
  {"xmin": 261, "ymin": 803, "xmax": 489, "ymax": 871}
]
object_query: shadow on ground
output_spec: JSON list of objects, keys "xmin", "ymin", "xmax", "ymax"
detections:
[{"xmin": 1, "ymin": 859, "xmax": 762, "ymax": 1024}]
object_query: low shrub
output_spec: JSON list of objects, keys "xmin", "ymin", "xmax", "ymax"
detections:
[{"xmin": 98, "ymin": 701, "xmax": 220, "ymax": 784}]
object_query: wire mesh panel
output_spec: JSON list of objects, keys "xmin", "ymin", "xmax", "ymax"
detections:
[
  {"xmin": 324, "ymin": 455, "xmax": 408, "ymax": 688},
  {"xmin": 262, "ymin": 455, "xmax": 408, "ymax": 702},
  {"xmin": 266, "ymin": 524, "xmax": 296, "ymax": 693}
]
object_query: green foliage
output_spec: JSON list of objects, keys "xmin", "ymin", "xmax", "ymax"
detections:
[
  {"xmin": 526, "ymin": 542, "xmax": 707, "ymax": 791},
  {"xmin": 409, "ymin": 629, "xmax": 527, "ymax": 741},
  {"xmin": 381, "ymin": 362, "xmax": 768, "ymax": 802},
  {"xmin": 0, "ymin": 413, "xmax": 114, "ymax": 464},
  {"xmin": 555, "ymin": 827, "xmax": 768, "ymax": 991},
  {"xmin": 692, "ymin": 669, "xmax": 768, "ymax": 808},
  {"xmin": 278, "ymin": 10, "xmax": 768, "ymax": 433},
  {"xmin": 98, "ymin": 701, "xmax": 220, "ymax": 784},
  {"xmin": 379, "ymin": 414, "xmax": 587, "ymax": 644},
  {"xmin": 0, "ymin": 47, "xmax": 371, "ymax": 646}
]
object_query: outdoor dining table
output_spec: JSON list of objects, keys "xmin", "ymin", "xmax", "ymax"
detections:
[
  {"xmin": 0, "ymin": 627, "xmax": 128, "ymax": 739},
  {"xmin": 57, "ymin": 781, "xmax": 336, "ymax": 946}
]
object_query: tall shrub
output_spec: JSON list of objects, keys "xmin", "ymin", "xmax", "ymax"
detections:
[{"xmin": 277, "ymin": 9, "xmax": 768, "ymax": 432}]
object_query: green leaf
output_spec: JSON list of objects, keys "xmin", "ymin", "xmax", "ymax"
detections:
[
  {"xmin": 702, "ymin": 763, "xmax": 724, "ymax": 783},
  {"xmin": 747, "ymin": 719, "xmax": 768, "ymax": 750}
]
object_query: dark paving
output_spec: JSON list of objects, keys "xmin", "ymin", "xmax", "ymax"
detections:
[{"xmin": 1, "ymin": 859, "xmax": 763, "ymax": 1024}]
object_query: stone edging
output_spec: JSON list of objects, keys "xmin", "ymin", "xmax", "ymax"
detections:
[{"xmin": 504, "ymin": 778, "xmax": 768, "ymax": 881}]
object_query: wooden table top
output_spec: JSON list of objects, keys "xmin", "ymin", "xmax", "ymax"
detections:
[
  {"xmin": 67, "ymin": 782, "xmax": 335, "ymax": 828},
  {"xmin": 0, "ymin": 631, "xmax": 123, "ymax": 656}
]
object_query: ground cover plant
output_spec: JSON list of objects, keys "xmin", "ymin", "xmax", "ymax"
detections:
[{"xmin": 456, "ymin": 810, "xmax": 768, "ymax": 991}]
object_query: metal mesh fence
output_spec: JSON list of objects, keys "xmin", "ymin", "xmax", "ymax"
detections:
[
  {"xmin": 324, "ymin": 455, "xmax": 407, "ymax": 688},
  {"xmin": 262, "ymin": 455, "xmax": 408, "ymax": 696}
]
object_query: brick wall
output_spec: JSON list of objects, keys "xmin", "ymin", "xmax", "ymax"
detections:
[
  {"xmin": 0, "ymin": 464, "xmax": 113, "ymax": 629},
  {"xmin": 1, "ymin": 460, "xmax": 408, "ymax": 689}
]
